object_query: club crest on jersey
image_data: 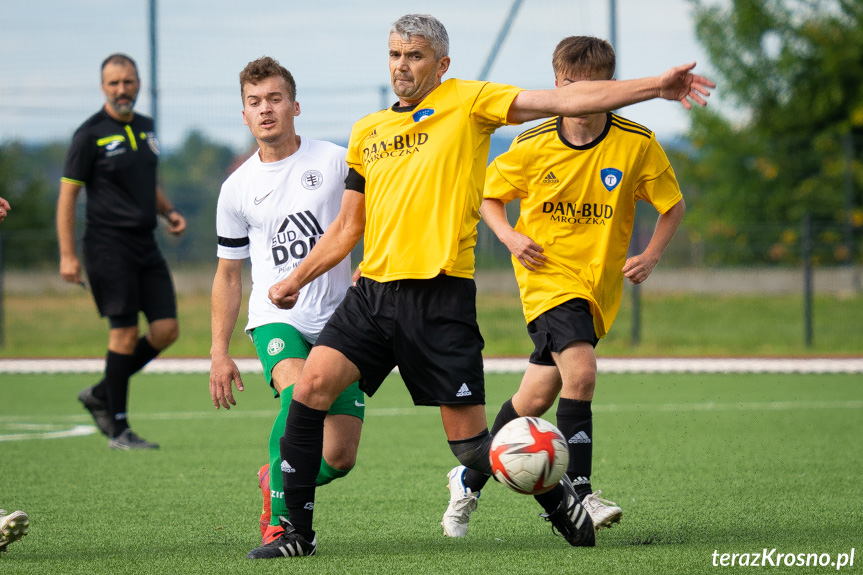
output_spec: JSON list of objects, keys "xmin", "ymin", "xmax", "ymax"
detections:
[
  {"xmin": 412, "ymin": 108, "xmax": 434, "ymax": 122},
  {"xmin": 146, "ymin": 132, "xmax": 160, "ymax": 156},
  {"xmin": 600, "ymin": 168, "xmax": 622, "ymax": 191},
  {"xmin": 301, "ymin": 170, "xmax": 323, "ymax": 190}
]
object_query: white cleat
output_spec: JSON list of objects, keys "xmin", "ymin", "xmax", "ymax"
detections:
[
  {"xmin": 582, "ymin": 490, "xmax": 622, "ymax": 531},
  {"xmin": 441, "ymin": 466, "xmax": 480, "ymax": 537},
  {"xmin": 0, "ymin": 510, "xmax": 30, "ymax": 554}
]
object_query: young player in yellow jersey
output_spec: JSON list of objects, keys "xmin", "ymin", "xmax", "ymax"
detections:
[
  {"xmin": 453, "ymin": 36, "xmax": 686, "ymax": 536},
  {"xmin": 260, "ymin": 15, "xmax": 711, "ymax": 558}
]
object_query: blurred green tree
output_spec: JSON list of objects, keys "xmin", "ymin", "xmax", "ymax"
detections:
[
  {"xmin": 675, "ymin": 0, "xmax": 863, "ymax": 264},
  {"xmin": 157, "ymin": 130, "xmax": 240, "ymax": 263},
  {"xmin": 0, "ymin": 142, "xmax": 65, "ymax": 268}
]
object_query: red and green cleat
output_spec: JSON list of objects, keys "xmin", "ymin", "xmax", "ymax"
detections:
[{"xmin": 257, "ymin": 464, "xmax": 271, "ymax": 538}]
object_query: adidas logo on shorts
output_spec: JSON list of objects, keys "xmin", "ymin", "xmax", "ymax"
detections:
[{"xmin": 456, "ymin": 383, "xmax": 472, "ymax": 397}]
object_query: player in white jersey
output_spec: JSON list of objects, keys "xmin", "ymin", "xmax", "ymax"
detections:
[{"xmin": 209, "ymin": 57, "xmax": 364, "ymax": 557}]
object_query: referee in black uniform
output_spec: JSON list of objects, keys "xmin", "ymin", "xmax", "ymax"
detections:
[{"xmin": 57, "ymin": 53, "xmax": 186, "ymax": 450}]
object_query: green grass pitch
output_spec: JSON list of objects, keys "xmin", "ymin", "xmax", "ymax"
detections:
[{"xmin": 1, "ymin": 371, "xmax": 861, "ymax": 574}]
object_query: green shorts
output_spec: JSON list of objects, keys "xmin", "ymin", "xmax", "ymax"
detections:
[{"xmin": 250, "ymin": 322, "xmax": 365, "ymax": 419}]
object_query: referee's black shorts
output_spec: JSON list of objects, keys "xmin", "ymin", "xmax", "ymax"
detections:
[
  {"xmin": 83, "ymin": 229, "xmax": 177, "ymax": 328},
  {"xmin": 316, "ymin": 275, "xmax": 485, "ymax": 406}
]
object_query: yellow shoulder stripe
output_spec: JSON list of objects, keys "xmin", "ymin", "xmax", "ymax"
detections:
[
  {"xmin": 96, "ymin": 135, "xmax": 125, "ymax": 147},
  {"xmin": 124, "ymin": 125, "xmax": 138, "ymax": 151}
]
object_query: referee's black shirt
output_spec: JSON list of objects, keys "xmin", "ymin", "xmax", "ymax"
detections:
[{"xmin": 62, "ymin": 109, "xmax": 160, "ymax": 233}]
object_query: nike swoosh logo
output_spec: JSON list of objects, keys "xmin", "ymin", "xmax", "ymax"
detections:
[
  {"xmin": 354, "ymin": 400, "xmax": 365, "ymax": 407},
  {"xmin": 254, "ymin": 189, "xmax": 276, "ymax": 205}
]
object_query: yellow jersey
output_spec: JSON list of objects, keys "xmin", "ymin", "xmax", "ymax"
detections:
[
  {"xmin": 346, "ymin": 78, "xmax": 522, "ymax": 281},
  {"xmin": 484, "ymin": 113, "xmax": 682, "ymax": 337}
]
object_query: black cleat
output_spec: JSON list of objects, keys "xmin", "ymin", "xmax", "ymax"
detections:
[
  {"xmin": 246, "ymin": 517, "xmax": 316, "ymax": 559},
  {"xmin": 540, "ymin": 476, "xmax": 596, "ymax": 547},
  {"xmin": 78, "ymin": 386, "xmax": 112, "ymax": 437},
  {"xmin": 108, "ymin": 429, "xmax": 160, "ymax": 450}
]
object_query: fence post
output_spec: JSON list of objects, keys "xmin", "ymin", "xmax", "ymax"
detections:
[
  {"xmin": 842, "ymin": 133, "xmax": 861, "ymax": 293},
  {"xmin": 802, "ymin": 212, "xmax": 813, "ymax": 348}
]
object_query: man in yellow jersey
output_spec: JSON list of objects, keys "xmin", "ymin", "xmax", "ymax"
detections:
[
  {"xmin": 257, "ymin": 14, "xmax": 712, "ymax": 557},
  {"xmin": 454, "ymin": 36, "xmax": 686, "ymax": 537}
]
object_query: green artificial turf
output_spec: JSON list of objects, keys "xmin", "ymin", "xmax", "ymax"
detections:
[{"xmin": 1, "ymin": 371, "xmax": 861, "ymax": 573}]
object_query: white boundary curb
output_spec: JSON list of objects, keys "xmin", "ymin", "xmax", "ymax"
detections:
[{"xmin": 1, "ymin": 357, "xmax": 862, "ymax": 374}]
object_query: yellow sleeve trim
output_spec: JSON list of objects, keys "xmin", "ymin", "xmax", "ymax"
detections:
[{"xmin": 60, "ymin": 177, "xmax": 85, "ymax": 186}]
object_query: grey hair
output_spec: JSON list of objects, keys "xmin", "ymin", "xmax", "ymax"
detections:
[{"xmin": 390, "ymin": 14, "xmax": 449, "ymax": 60}]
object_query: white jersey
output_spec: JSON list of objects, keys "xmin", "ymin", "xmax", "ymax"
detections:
[{"xmin": 216, "ymin": 137, "xmax": 351, "ymax": 342}]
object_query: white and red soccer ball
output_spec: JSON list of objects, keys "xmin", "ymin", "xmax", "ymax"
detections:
[{"xmin": 489, "ymin": 416, "xmax": 569, "ymax": 495}]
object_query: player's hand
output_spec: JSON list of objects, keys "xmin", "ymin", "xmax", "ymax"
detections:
[
  {"xmin": 59, "ymin": 254, "xmax": 83, "ymax": 285},
  {"xmin": 622, "ymin": 252, "xmax": 659, "ymax": 285},
  {"xmin": 269, "ymin": 279, "xmax": 300, "ymax": 309},
  {"xmin": 351, "ymin": 265, "xmax": 362, "ymax": 285},
  {"xmin": 165, "ymin": 211, "xmax": 187, "ymax": 236},
  {"xmin": 503, "ymin": 229, "xmax": 547, "ymax": 271},
  {"xmin": 657, "ymin": 62, "xmax": 715, "ymax": 110},
  {"xmin": 0, "ymin": 197, "xmax": 10, "ymax": 222},
  {"xmin": 209, "ymin": 354, "xmax": 244, "ymax": 409}
]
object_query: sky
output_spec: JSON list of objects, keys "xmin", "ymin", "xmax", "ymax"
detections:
[{"xmin": 1, "ymin": 0, "xmax": 720, "ymax": 152}]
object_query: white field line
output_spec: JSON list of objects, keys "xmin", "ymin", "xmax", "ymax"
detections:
[
  {"xmin": 3, "ymin": 397, "xmax": 861, "ymax": 442},
  {"xmin": 0, "ymin": 424, "xmax": 97, "ymax": 441},
  {"xmin": 1, "ymin": 357, "xmax": 863, "ymax": 374}
]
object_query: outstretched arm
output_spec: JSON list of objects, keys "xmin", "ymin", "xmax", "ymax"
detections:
[
  {"xmin": 480, "ymin": 198, "xmax": 547, "ymax": 271},
  {"xmin": 269, "ymin": 189, "xmax": 365, "ymax": 309},
  {"xmin": 623, "ymin": 198, "xmax": 686, "ymax": 285},
  {"xmin": 508, "ymin": 62, "xmax": 715, "ymax": 124}
]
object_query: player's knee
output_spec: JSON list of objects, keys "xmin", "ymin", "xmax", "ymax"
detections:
[
  {"xmin": 109, "ymin": 326, "xmax": 139, "ymax": 353},
  {"xmin": 149, "ymin": 319, "xmax": 179, "ymax": 350},
  {"xmin": 294, "ymin": 372, "xmax": 341, "ymax": 410},
  {"xmin": 322, "ymin": 447, "xmax": 356, "ymax": 472},
  {"xmin": 515, "ymin": 393, "xmax": 557, "ymax": 416},
  {"xmin": 449, "ymin": 429, "xmax": 493, "ymax": 475},
  {"xmin": 564, "ymin": 376, "xmax": 595, "ymax": 400}
]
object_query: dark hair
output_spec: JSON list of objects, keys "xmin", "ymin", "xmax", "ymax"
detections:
[
  {"xmin": 239, "ymin": 56, "xmax": 297, "ymax": 101},
  {"xmin": 552, "ymin": 36, "xmax": 615, "ymax": 80},
  {"xmin": 100, "ymin": 53, "xmax": 139, "ymax": 80}
]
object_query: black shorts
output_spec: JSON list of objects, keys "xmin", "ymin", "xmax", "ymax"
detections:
[
  {"xmin": 83, "ymin": 229, "xmax": 177, "ymax": 328},
  {"xmin": 527, "ymin": 298, "xmax": 599, "ymax": 366},
  {"xmin": 315, "ymin": 275, "xmax": 485, "ymax": 406}
]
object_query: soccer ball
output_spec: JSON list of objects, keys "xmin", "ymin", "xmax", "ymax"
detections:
[{"xmin": 489, "ymin": 416, "xmax": 569, "ymax": 495}]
